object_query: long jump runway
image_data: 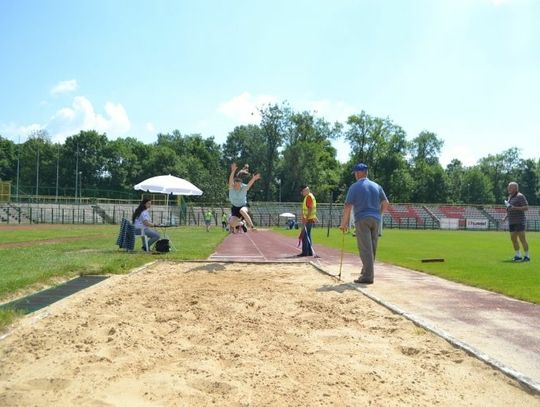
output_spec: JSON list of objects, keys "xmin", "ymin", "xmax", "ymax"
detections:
[
  {"xmin": 209, "ymin": 229, "xmax": 540, "ymax": 393},
  {"xmin": 209, "ymin": 228, "xmax": 307, "ymax": 262}
]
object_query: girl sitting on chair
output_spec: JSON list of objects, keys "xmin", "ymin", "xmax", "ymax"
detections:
[{"xmin": 132, "ymin": 198, "xmax": 161, "ymax": 251}]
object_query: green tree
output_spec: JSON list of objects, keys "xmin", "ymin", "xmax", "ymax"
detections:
[
  {"xmin": 280, "ymin": 111, "xmax": 341, "ymax": 202},
  {"xmin": 222, "ymin": 125, "xmax": 266, "ymax": 200},
  {"xmin": 17, "ymin": 130, "xmax": 51, "ymax": 196},
  {"xmin": 477, "ymin": 147, "xmax": 522, "ymax": 203},
  {"xmin": 409, "ymin": 131, "xmax": 448, "ymax": 203},
  {"xmin": 102, "ymin": 137, "xmax": 149, "ymax": 196},
  {"xmin": 257, "ymin": 103, "xmax": 291, "ymax": 200},
  {"xmin": 222, "ymin": 125, "xmax": 264, "ymax": 165},
  {"xmin": 343, "ymin": 111, "xmax": 410, "ymax": 202},
  {"xmin": 460, "ymin": 167, "xmax": 494, "ymax": 204},
  {"xmin": 445, "ymin": 159, "xmax": 465, "ymax": 203},
  {"xmin": 409, "ymin": 131, "xmax": 444, "ymax": 166},
  {"xmin": 516, "ymin": 159, "xmax": 539, "ymax": 205},
  {"xmin": 0, "ymin": 136, "xmax": 17, "ymax": 181},
  {"xmin": 154, "ymin": 131, "xmax": 225, "ymax": 202},
  {"xmin": 62, "ymin": 130, "xmax": 108, "ymax": 196}
]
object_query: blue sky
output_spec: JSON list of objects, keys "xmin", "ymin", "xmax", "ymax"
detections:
[{"xmin": 1, "ymin": 0, "xmax": 538, "ymax": 166}]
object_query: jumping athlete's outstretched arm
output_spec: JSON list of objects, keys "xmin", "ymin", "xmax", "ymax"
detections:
[
  {"xmin": 246, "ymin": 173, "xmax": 261, "ymax": 191},
  {"xmin": 228, "ymin": 163, "xmax": 238, "ymax": 188}
]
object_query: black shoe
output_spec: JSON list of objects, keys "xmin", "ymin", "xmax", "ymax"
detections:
[
  {"xmin": 296, "ymin": 253, "xmax": 308, "ymax": 257},
  {"xmin": 242, "ymin": 224, "xmax": 248, "ymax": 233},
  {"xmin": 354, "ymin": 278, "xmax": 373, "ymax": 284}
]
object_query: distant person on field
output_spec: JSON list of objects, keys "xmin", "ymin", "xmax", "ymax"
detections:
[
  {"xmin": 505, "ymin": 182, "xmax": 530, "ymax": 262},
  {"xmin": 228, "ymin": 162, "xmax": 260, "ymax": 232},
  {"xmin": 132, "ymin": 198, "xmax": 160, "ymax": 251},
  {"xmin": 204, "ymin": 210, "xmax": 213, "ymax": 232},
  {"xmin": 221, "ymin": 212, "xmax": 228, "ymax": 231},
  {"xmin": 339, "ymin": 163, "xmax": 389, "ymax": 284}
]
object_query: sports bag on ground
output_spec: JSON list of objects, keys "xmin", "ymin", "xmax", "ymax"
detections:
[{"xmin": 155, "ymin": 239, "xmax": 170, "ymax": 253}]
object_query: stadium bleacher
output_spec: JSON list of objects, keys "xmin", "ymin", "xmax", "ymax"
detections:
[
  {"xmin": 1, "ymin": 201, "xmax": 538, "ymax": 231},
  {"xmin": 385, "ymin": 204, "xmax": 439, "ymax": 228}
]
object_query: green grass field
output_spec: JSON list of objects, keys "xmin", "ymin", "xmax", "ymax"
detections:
[
  {"xmin": 277, "ymin": 227, "xmax": 539, "ymax": 304},
  {"xmin": 0, "ymin": 225, "xmax": 225, "ymax": 300},
  {"xmin": 1, "ymin": 225, "xmax": 538, "ymax": 329}
]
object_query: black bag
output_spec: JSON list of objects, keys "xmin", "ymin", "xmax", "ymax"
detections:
[{"xmin": 155, "ymin": 239, "xmax": 170, "ymax": 253}]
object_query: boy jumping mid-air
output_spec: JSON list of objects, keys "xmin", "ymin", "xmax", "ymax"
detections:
[{"xmin": 228, "ymin": 163, "xmax": 260, "ymax": 232}]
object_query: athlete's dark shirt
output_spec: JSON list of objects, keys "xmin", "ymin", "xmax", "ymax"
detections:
[{"xmin": 507, "ymin": 192, "xmax": 528, "ymax": 225}]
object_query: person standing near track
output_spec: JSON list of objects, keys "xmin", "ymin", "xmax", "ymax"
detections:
[
  {"xmin": 339, "ymin": 163, "xmax": 389, "ymax": 284},
  {"xmin": 298, "ymin": 185, "xmax": 317, "ymax": 257},
  {"xmin": 221, "ymin": 212, "xmax": 228, "ymax": 231},
  {"xmin": 228, "ymin": 163, "xmax": 260, "ymax": 232},
  {"xmin": 505, "ymin": 181, "xmax": 530, "ymax": 262},
  {"xmin": 204, "ymin": 209, "xmax": 213, "ymax": 232}
]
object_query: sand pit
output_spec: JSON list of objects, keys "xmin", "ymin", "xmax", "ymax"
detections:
[{"xmin": 1, "ymin": 262, "xmax": 538, "ymax": 406}]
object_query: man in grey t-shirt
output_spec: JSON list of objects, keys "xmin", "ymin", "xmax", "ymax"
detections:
[{"xmin": 505, "ymin": 182, "xmax": 530, "ymax": 262}]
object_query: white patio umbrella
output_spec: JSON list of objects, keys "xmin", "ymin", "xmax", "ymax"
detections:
[
  {"xmin": 134, "ymin": 174, "xmax": 203, "ymax": 196},
  {"xmin": 279, "ymin": 212, "xmax": 296, "ymax": 218},
  {"xmin": 134, "ymin": 175, "xmax": 203, "ymax": 225}
]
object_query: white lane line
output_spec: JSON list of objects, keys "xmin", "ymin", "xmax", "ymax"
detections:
[
  {"xmin": 245, "ymin": 232, "xmax": 267, "ymax": 261},
  {"xmin": 210, "ymin": 255, "xmax": 264, "ymax": 258}
]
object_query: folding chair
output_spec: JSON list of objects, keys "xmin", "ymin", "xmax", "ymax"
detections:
[{"xmin": 134, "ymin": 228, "xmax": 150, "ymax": 252}]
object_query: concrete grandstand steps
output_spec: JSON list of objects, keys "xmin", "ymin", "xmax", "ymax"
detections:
[
  {"xmin": 91, "ymin": 205, "xmax": 115, "ymax": 224},
  {"xmin": 1, "ymin": 202, "xmax": 539, "ymax": 230},
  {"xmin": 386, "ymin": 204, "xmax": 438, "ymax": 228},
  {"xmin": 0, "ymin": 204, "xmax": 25, "ymax": 224}
]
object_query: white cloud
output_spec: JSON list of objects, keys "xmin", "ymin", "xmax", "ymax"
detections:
[
  {"xmin": 218, "ymin": 93, "xmax": 358, "ymax": 128},
  {"xmin": 218, "ymin": 92, "xmax": 277, "ymax": 124},
  {"xmin": 145, "ymin": 122, "xmax": 156, "ymax": 133},
  {"xmin": 304, "ymin": 99, "xmax": 357, "ymax": 124},
  {"xmin": 46, "ymin": 96, "xmax": 131, "ymax": 142},
  {"xmin": 0, "ymin": 122, "xmax": 43, "ymax": 141},
  {"xmin": 439, "ymin": 144, "xmax": 479, "ymax": 167},
  {"xmin": 50, "ymin": 79, "xmax": 78, "ymax": 95},
  {"xmin": 331, "ymin": 138, "xmax": 351, "ymax": 163}
]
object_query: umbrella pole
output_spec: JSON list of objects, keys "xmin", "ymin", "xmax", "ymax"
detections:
[{"xmin": 166, "ymin": 194, "xmax": 170, "ymax": 225}]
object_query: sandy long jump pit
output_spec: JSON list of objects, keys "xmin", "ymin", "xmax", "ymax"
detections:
[{"xmin": 1, "ymin": 262, "xmax": 539, "ymax": 406}]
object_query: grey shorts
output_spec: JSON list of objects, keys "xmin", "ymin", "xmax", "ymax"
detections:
[{"xmin": 509, "ymin": 223, "xmax": 525, "ymax": 232}]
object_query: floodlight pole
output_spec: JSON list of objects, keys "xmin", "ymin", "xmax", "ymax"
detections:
[
  {"xmin": 55, "ymin": 144, "xmax": 60, "ymax": 203},
  {"xmin": 16, "ymin": 135, "xmax": 20, "ymax": 202},
  {"xmin": 35, "ymin": 142, "xmax": 39, "ymax": 201},
  {"xmin": 74, "ymin": 145, "xmax": 79, "ymax": 203},
  {"xmin": 79, "ymin": 171, "xmax": 82, "ymax": 203}
]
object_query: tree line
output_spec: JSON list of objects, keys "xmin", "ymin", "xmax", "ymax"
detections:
[{"xmin": 1, "ymin": 103, "xmax": 539, "ymax": 205}]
